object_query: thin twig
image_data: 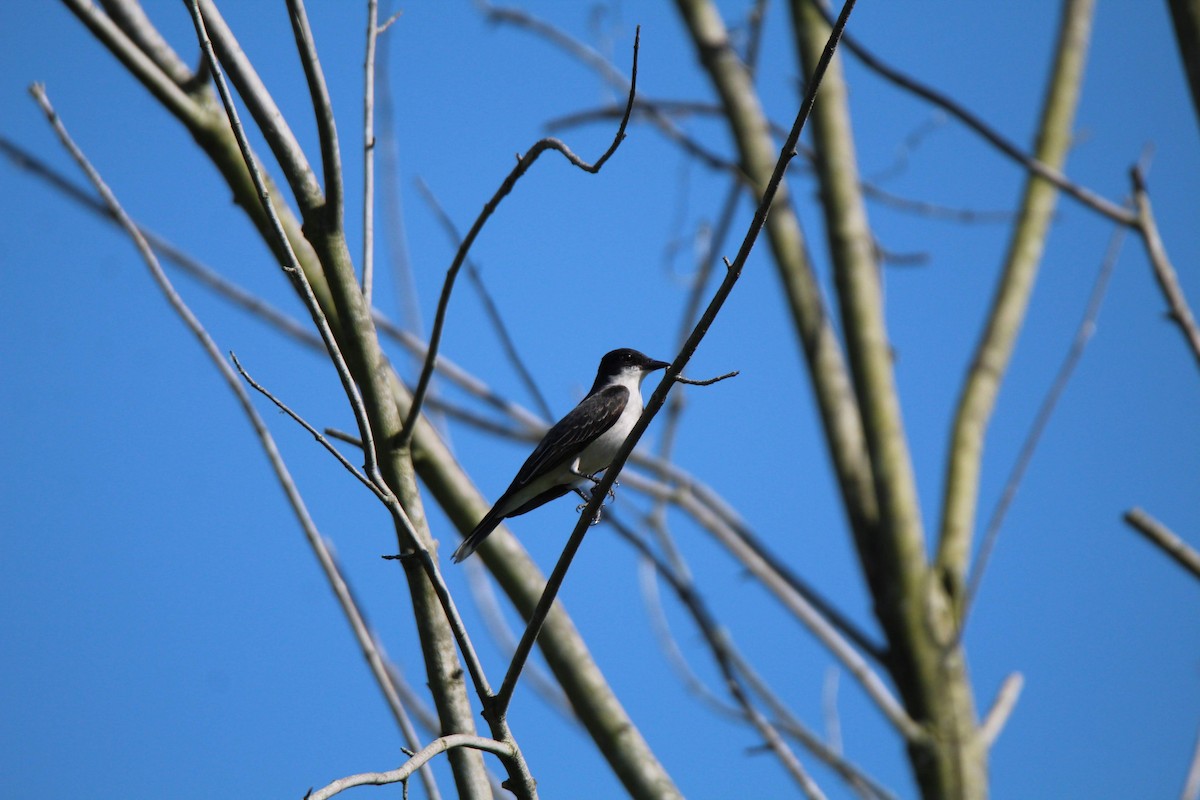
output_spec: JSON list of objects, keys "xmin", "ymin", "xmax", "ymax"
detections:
[
  {"xmin": 398, "ymin": 27, "xmax": 642, "ymax": 450},
  {"xmin": 413, "ymin": 176, "xmax": 554, "ymax": 420},
  {"xmin": 804, "ymin": 0, "xmax": 1134, "ymax": 226},
  {"xmin": 479, "ymin": 0, "xmax": 724, "ymax": 174},
  {"xmin": 673, "ymin": 370, "xmax": 739, "ymax": 386},
  {"xmin": 622, "ymin": 514, "xmax": 897, "ymax": 800},
  {"xmin": 362, "ymin": 0, "xmax": 380, "ymax": 305},
  {"xmin": 1123, "ymin": 508, "xmax": 1200, "ymax": 581},
  {"xmin": 979, "ymin": 672, "xmax": 1024, "ymax": 747},
  {"xmin": 492, "ymin": 0, "xmax": 861, "ymax": 720},
  {"xmin": 1131, "ymin": 166, "xmax": 1200, "ymax": 371},
  {"xmin": 231, "ymin": 354, "xmax": 381, "ymax": 500},
  {"xmin": 962, "ymin": 207, "xmax": 1130, "ymax": 621},
  {"xmin": 609, "ymin": 515, "xmax": 827, "ymax": 798}
]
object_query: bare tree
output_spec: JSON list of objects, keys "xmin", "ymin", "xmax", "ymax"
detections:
[{"xmin": 10, "ymin": 1, "xmax": 1198, "ymax": 799}]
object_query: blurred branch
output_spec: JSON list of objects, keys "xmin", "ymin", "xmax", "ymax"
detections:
[
  {"xmin": 1183, "ymin": 719, "xmax": 1200, "ymax": 800},
  {"xmin": 962, "ymin": 196, "xmax": 1131, "ymax": 624},
  {"xmin": 1123, "ymin": 508, "xmax": 1200, "ymax": 581},
  {"xmin": 397, "ymin": 26, "xmax": 642, "ymax": 450},
  {"xmin": 99, "ymin": 0, "xmax": 197, "ymax": 88},
  {"xmin": 610, "ymin": 516, "xmax": 827, "ymax": 799},
  {"xmin": 805, "ymin": 0, "xmax": 1135, "ymax": 226},
  {"xmin": 1131, "ymin": 166, "xmax": 1200, "ymax": 371},
  {"xmin": 938, "ymin": 0, "xmax": 1095, "ymax": 616},
  {"xmin": 979, "ymin": 673, "xmax": 1024, "ymax": 747},
  {"xmin": 790, "ymin": 0, "xmax": 930, "ymax": 689},
  {"xmin": 551, "ymin": 100, "xmax": 1019, "ymax": 225},
  {"xmin": 413, "ymin": 176, "xmax": 554, "ymax": 421},
  {"xmin": 61, "ymin": 0, "xmax": 209, "ymax": 127},
  {"xmin": 623, "ymin": 515, "xmax": 899, "ymax": 800},
  {"xmin": 463, "ymin": 562, "xmax": 575, "ymax": 720},
  {"xmin": 674, "ymin": 0, "xmax": 884, "ymax": 590},
  {"xmin": 361, "ymin": 0, "xmax": 381, "ymax": 305}
]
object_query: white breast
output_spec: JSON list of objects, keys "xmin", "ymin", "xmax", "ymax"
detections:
[{"xmin": 577, "ymin": 387, "xmax": 642, "ymax": 475}]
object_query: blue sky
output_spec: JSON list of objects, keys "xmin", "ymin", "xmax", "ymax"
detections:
[{"xmin": 2, "ymin": 2, "xmax": 1198, "ymax": 799}]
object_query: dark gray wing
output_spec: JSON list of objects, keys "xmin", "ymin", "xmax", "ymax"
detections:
[{"xmin": 512, "ymin": 385, "xmax": 628, "ymax": 486}]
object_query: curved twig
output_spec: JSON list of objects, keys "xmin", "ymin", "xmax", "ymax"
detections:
[
  {"xmin": 397, "ymin": 27, "xmax": 642, "ymax": 450},
  {"xmin": 305, "ymin": 734, "xmax": 516, "ymax": 800}
]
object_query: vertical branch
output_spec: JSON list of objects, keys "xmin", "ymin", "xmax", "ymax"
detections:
[
  {"xmin": 938, "ymin": 0, "xmax": 1096, "ymax": 610},
  {"xmin": 789, "ymin": 0, "xmax": 928, "ymax": 638},
  {"xmin": 362, "ymin": 0, "xmax": 380, "ymax": 306},
  {"xmin": 286, "ymin": 0, "xmax": 344, "ymax": 229}
]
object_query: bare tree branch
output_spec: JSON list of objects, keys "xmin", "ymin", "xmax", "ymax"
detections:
[
  {"xmin": 804, "ymin": 0, "xmax": 1135, "ymax": 226},
  {"xmin": 1131, "ymin": 166, "xmax": 1200, "ymax": 371},
  {"xmin": 398, "ymin": 27, "xmax": 642, "ymax": 450},
  {"xmin": 979, "ymin": 673, "xmax": 1024, "ymax": 748},
  {"xmin": 1123, "ymin": 508, "xmax": 1200, "ymax": 581},
  {"xmin": 938, "ymin": 0, "xmax": 1095, "ymax": 616},
  {"xmin": 622, "ymin": 514, "xmax": 899, "ymax": 800},
  {"xmin": 609, "ymin": 516, "xmax": 828, "ymax": 798},
  {"xmin": 305, "ymin": 734, "xmax": 516, "ymax": 800},
  {"xmin": 186, "ymin": 5, "xmax": 513, "ymax": 795},
  {"xmin": 361, "ymin": 0, "xmax": 381, "ymax": 306},
  {"xmin": 286, "ymin": 0, "xmax": 345, "ymax": 229},
  {"xmin": 964, "ymin": 197, "xmax": 1133, "ymax": 623}
]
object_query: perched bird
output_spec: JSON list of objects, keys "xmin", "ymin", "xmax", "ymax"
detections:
[{"xmin": 452, "ymin": 348, "xmax": 669, "ymax": 562}]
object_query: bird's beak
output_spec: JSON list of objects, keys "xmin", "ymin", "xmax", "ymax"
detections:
[{"xmin": 648, "ymin": 359, "xmax": 670, "ymax": 372}]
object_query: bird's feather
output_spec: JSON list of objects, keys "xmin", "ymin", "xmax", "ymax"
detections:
[{"xmin": 512, "ymin": 385, "xmax": 628, "ymax": 485}]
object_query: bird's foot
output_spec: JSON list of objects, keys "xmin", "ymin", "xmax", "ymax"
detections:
[{"xmin": 574, "ymin": 501, "xmax": 605, "ymax": 526}]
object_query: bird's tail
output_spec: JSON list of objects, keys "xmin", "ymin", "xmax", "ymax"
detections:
[{"xmin": 451, "ymin": 513, "xmax": 502, "ymax": 563}]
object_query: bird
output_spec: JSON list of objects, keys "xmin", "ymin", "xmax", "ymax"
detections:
[{"xmin": 451, "ymin": 348, "xmax": 669, "ymax": 562}]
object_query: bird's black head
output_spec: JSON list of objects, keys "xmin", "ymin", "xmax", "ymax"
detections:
[{"xmin": 593, "ymin": 348, "xmax": 670, "ymax": 387}]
